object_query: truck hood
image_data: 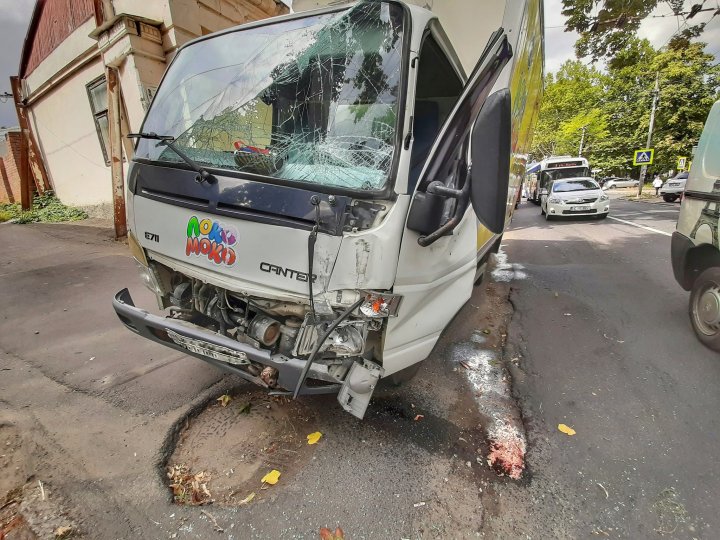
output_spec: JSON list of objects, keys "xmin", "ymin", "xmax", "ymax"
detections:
[{"xmin": 132, "ymin": 195, "xmax": 342, "ymax": 302}]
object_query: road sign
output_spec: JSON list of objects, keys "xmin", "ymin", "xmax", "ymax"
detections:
[
  {"xmin": 677, "ymin": 156, "xmax": 688, "ymax": 170},
  {"xmin": 633, "ymin": 148, "xmax": 655, "ymax": 166}
]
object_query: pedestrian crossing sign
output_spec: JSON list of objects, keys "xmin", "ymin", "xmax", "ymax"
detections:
[
  {"xmin": 677, "ymin": 156, "xmax": 688, "ymax": 170},
  {"xmin": 633, "ymin": 148, "xmax": 654, "ymax": 166}
]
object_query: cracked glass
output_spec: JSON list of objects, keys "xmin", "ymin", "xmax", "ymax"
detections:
[{"xmin": 136, "ymin": 2, "xmax": 405, "ymax": 191}]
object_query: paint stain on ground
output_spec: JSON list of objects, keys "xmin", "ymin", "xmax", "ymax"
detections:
[{"xmin": 166, "ymin": 391, "xmax": 318, "ymax": 506}]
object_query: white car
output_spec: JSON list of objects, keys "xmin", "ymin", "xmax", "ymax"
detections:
[
  {"xmin": 603, "ymin": 177, "xmax": 639, "ymax": 189},
  {"xmin": 540, "ymin": 178, "xmax": 610, "ymax": 220},
  {"xmin": 659, "ymin": 172, "xmax": 689, "ymax": 202}
]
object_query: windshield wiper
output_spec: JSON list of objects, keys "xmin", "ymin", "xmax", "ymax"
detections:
[{"xmin": 128, "ymin": 132, "xmax": 217, "ymax": 184}]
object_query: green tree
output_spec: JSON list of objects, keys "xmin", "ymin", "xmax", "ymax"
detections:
[
  {"xmin": 561, "ymin": 0, "xmax": 715, "ymax": 63},
  {"xmin": 532, "ymin": 38, "xmax": 720, "ymax": 178}
]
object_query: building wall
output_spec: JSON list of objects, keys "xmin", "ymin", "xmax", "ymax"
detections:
[
  {"xmin": 0, "ymin": 132, "xmax": 23, "ymax": 204},
  {"xmin": 27, "ymin": 59, "xmax": 111, "ymax": 208}
]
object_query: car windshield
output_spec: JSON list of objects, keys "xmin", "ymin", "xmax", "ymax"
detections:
[
  {"xmin": 552, "ymin": 179, "xmax": 599, "ymax": 192},
  {"xmin": 135, "ymin": 2, "xmax": 405, "ymax": 191},
  {"xmin": 541, "ymin": 166, "xmax": 591, "ymax": 183}
]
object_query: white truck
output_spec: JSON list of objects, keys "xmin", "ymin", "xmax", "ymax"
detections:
[{"xmin": 113, "ymin": 0, "xmax": 545, "ymax": 418}]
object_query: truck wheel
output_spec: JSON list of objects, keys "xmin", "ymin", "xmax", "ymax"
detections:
[
  {"xmin": 388, "ymin": 362, "xmax": 423, "ymax": 386},
  {"xmin": 690, "ymin": 267, "xmax": 720, "ymax": 352}
]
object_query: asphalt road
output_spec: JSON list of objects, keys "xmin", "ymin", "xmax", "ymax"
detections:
[
  {"xmin": 0, "ymin": 222, "xmax": 509, "ymax": 539},
  {"xmin": 2, "ymin": 197, "xmax": 718, "ymax": 539},
  {"xmin": 484, "ymin": 198, "xmax": 720, "ymax": 538}
]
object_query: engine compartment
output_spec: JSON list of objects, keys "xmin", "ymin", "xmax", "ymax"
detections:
[{"xmin": 146, "ymin": 260, "xmax": 385, "ymax": 389}]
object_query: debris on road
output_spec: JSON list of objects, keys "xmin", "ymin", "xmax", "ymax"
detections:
[
  {"xmin": 596, "ymin": 482, "xmax": 609, "ymax": 499},
  {"xmin": 238, "ymin": 402, "xmax": 252, "ymax": 414},
  {"xmin": 558, "ymin": 424, "xmax": 576, "ymax": 436},
  {"xmin": 652, "ymin": 487, "xmax": 690, "ymax": 535},
  {"xmin": 200, "ymin": 509, "xmax": 224, "ymax": 533},
  {"xmin": 453, "ymin": 334, "xmax": 527, "ymax": 480},
  {"xmin": 167, "ymin": 465, "xmax": 212, "ymax": 505},
  {"xmin": 216, "ymin": 394, "xmax": 232, "ymax": 407},
  {"xmin": 261, "ymin": 470, "xmax": 281, "ymax": 486},
  {"xmin": 306, "ymin": 432, "xmax": 322, "ymax": 445},
  {"xmin": 319, "ymin": 527, "xmax": 345, "ymax": 539},
  {"xmin": 413, "ymin": 414, "xmax": 424, "ymax": 421},
  {"xmin": 54, "ymin": 525, "xmax": 73, "ymax": 538},
  {"xmin": 413, "ymin": 502, "xmax": 426, "ymax": 508},
  {"xmin": 238, "ymin": 492, "xmax": 255, "ymax": 505}
]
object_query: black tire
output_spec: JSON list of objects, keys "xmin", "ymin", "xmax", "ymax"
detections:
[
  {"xmin": 597, "ymin": 213, "xmax": 608, "ymax": 220},
  {"xmin": 388, "ymin": 362, "xmax": 423, "ymax": 386},
  {"xmin": 690, "ymin": 267, "xmax": 720, "ymax": 352},
  {"xmin": 663, "ymin": 195, "xmax": 678, "ymax": 203}
]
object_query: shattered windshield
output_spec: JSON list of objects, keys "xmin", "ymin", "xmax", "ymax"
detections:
[
  {"xmin": 552, "ymin": 179, "xmax": 599, "ymax": 192},
  {"xmin": 136, "ymin": 2, "xmax": 405, "ymax": 191}
]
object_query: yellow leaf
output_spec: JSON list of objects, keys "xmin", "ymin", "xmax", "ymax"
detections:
[
  {"xmin": 239, "ymin": 492, "xmax": 255, "ymax": 505},
  {"xmin": 217, "ymin": 394, "xmax": 232, "ymax": 407},
  {"xmin": 306, "ymin": 431, "xmax": 322, "ymax": 445},
  {"xmin": 261, "ymin": 469, "xmax": 281, "ymax": 485},
  {"xmin": 558, "ymin": 423, "xmax": 576, "ymax": 436}
]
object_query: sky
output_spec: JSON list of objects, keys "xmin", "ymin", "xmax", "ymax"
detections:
[{"xmin": 0, "ymin": 0, "xmax": 718, "ymax": 127}]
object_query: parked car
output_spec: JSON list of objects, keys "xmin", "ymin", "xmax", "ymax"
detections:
[
  {"xmin": 603, "ymin": 177, "xmax": 640, "ymax": 189},
  {"xmin": 671, "ymin": 99, "xmax": 720, "ymax": 351},
  {"xmin": 659, "ymin": 172, "xmax": 689, "ymax": 202},
  {"xmin": 540, "ymin": 178, "xmax": 610, "ymax": 220}
]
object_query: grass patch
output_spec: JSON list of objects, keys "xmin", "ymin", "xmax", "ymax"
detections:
[{"xmin": 0, "ymin": 192, "xmax": 88, "ymax": 224}]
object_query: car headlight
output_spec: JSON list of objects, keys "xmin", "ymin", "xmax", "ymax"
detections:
[
  {"xmin": 599, "ymin": 194, "xmax": 609, "ymax": 201},
  {"xmin": 548, "ymin": 197, "xmax": 562, "ymax": 204}
]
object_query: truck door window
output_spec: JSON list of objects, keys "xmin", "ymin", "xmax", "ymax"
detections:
[
  {"xmin": 409, "ymin": 34, "xmax": 463, "ymax": 192},
  {"xmin": 135, "ymin": 2, "xmax": 406, "ymax": 192}
]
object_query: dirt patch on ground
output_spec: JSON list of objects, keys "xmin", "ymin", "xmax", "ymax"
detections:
[
  {"xmin": 166, "ymin": 390, "xmax": 319, "ymax": 506},
  {"xmin": 0, "ymin": 420, "xmax": 76, "ymax": 539}
]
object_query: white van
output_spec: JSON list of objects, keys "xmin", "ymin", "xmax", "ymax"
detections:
[{"xmin": 672, "ymin": 99, "xmax": 720, "ymax": 351}]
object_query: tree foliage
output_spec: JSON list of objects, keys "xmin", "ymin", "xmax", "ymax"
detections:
[
  {"xmin": 561, "ymin": 0, "xmax": 714, "ymax": 63},
  {"xmin": 531, "ymin": 38, "xmax": 720, "ymax": 177}
]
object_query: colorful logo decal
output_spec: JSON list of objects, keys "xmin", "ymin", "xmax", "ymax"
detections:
[{"xmin": 186, "ymin": 216, "xmax": 238, "ymax": 266}]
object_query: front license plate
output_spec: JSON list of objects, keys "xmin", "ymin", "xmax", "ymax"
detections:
[
  {"xmin": 570, "ymin": 205, "xmax": 591, "ymax": 211},
  {"xmin": 166, "ymin": 329, "xmax": 250, "ymax": 366}
]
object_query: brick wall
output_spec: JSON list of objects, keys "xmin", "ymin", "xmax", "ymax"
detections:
[{"xmin": 0, "ymin": 132, "xmax": 23, "ymax": 204}]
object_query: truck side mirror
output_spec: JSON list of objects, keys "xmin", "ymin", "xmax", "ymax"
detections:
[{"xmin": 469, "ymin": 88, "xmax": 511, "ymax": 234}]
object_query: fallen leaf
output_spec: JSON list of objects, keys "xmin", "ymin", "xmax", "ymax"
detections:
[
  {"xmin": 238, "ymin": 402, "xmax": 252, "ymax": 414},
  {"xmin": 261, "ymin": 469, "xmax": 281, "ymax": 485},
  {"xmin": 459, "ymin": 361, "xmax": 472, "ymax": 370},
  {"xmin": 307, "ymin": 432, "xmax": 322, "ymax": 445},
  {"xmin": 414, "ymin": 414, "xmax": 424, "ymax": 421},
  {"xmin": 482, "ymin": 329, "xmax": 491, "ymax": 334},
  {"xmin": 320, "ymin": 527, "xmax": 345, "ymax": 540},
  {"xmin": 239, "ymin": 492, "xmax": 255, "ymax": 505},
  {"xmin": 54, "ymin": 526, "xmax": 73, "ymax": 539},
  {"xmin": 217, "ymin": 394, "xmax": 232, "ymax": 407},
  {"xmin": 558, "ymin": 423, "xmax": 576, "ymax": 436}
]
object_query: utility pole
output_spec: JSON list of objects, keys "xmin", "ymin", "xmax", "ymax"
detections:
[
  {"xmin": 637, "ymin": 72, "xmax": 660, "ymax": 197},
  {"xmin": 578, "ymin": 125, "xmax": 587, "ymax": 157}
]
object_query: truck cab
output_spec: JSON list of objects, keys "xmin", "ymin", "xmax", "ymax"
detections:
[{"xmin": 113, "ymin": 0, "xmax": 544, "ymax": 418}]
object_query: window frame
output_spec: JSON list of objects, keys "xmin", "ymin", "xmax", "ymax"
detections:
[{"xmin": 86, "ymin": 75, "xmax": 111, "ymax": 166}]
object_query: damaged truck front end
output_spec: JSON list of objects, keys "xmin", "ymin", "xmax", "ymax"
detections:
[{"xmin": 114, "ymin": 0, "xmax": 544, "ymax": 418}]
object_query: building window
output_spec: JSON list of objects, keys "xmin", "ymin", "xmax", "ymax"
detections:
[{"xmin": 86, "ymin": 77, "xmax": 111, "ymax": 166}]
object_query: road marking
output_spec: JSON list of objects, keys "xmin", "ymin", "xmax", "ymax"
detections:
[{"xmin": 607, "ymin": 216, "xmax": 672, "ymax": 236}]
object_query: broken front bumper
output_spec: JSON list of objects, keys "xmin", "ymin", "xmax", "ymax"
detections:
[{"xmin": 112, "ymin": 288, "xmax": 342, "ymax": 396}]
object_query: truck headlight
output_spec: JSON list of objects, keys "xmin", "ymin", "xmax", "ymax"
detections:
[{"xmin": 359, "ymin": 291, "xmax": 402, "ymax": 318}]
